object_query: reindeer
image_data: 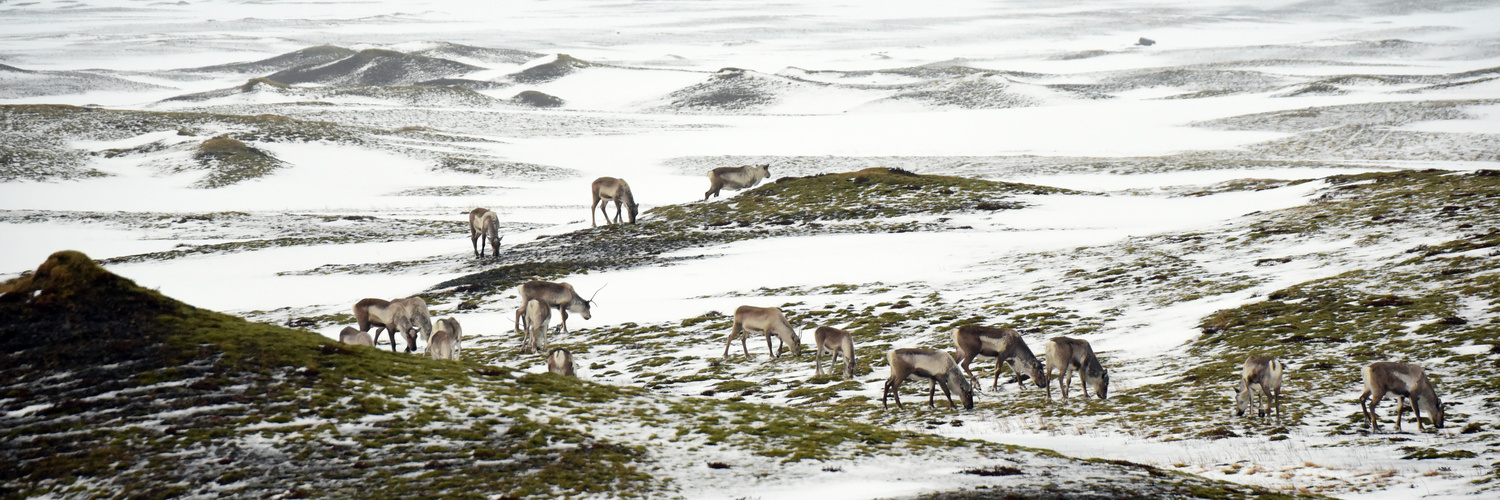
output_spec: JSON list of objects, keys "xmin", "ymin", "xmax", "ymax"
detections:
[
  {"xmin": 722, "ymin": 305, "xmax": 802, "ymax": 360},
  {"xmin": 882, "ymin": 348, "xmax": 974, "ymax": 411},
  {"xmin": 469, "ymin": 207, "xmax": 503, "ymax": 259},
  {"xmin": 522, "ymin": 299, "xmax": 551, "ymax": 353},
  {"xmin": 387, "ymin": 296, "xmax": 433, "ymax": 354},
  {"xmin": 338, "ymin": 326, "xmax": 374, "ymax": 347},
  {"xmin": 591, "ymin": 177, "xmax": 639, "ymax": 226},
  {"xmin": 952, "ymin": 325, "xmax": 1047, "ymax": 392},
  {"xmin": 813, "ymin": 326, "xmax": 855, "ymax": 379},
  {"xmin": 1359, "ymin": 361, "xmax": 1444, "ymax": 432},
  {"xmin": 704, "ymin": 164, "xmax": 771, "ymax": 200},
  {"xmin": 547, "ymin": 348, "xmax": 576, "ymax": 377},
  {"xmin": 425, "ymin": 317, "xmax": 462, "ymax": 360},
  {"xmin": 427, "ymin": 322, "xmax": 459, "ymax": 361},
  {"xmin": 513, "ymin": 281, "xmax": 598, "ymax": 335},
  {"xmin": 1043, "ymin": 336, "xmax": 1109, "ymax": 401},
  {"xmin": 353, "ymin": 298, "xmax": 400, "ymax": 351},
  {"xmin": 1234, "ymin": 356, "xmax": 1285, "ymax": 422}
]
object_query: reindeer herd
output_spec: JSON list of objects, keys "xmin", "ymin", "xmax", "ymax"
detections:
[{"xmin": 331, "ymin": 165, "xmax": 1445, "ymax": 433}]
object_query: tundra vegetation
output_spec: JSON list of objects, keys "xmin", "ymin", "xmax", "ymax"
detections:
[{"xmin": 0, "ymin": 251, "xmax": 1298, "ymax": 499}]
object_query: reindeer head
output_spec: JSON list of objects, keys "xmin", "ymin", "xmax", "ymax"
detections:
[
  {"xmin": 1097, "ymin": 369, "xmax": 1110, "ymax": 400},
  {"xmin": 1234, "ymin": 384, "xmax": 1252, "ymax": 417},
  {"xmin": 1422, "ymin": 394, "xmax": 1445, "ymax": 430},
  {"xmin": 953, "ymin": 371, "xmax": 975, "ymax": 410},
  {"xmin": 1020, "ymin": 358, "xmax": 1048, "ymax": 389},
  {"xmin": 627, "ymin": 200, "xmax": 639, "ymax": 224}
]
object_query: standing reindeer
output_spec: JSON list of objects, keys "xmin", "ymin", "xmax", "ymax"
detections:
[
  {"xmin": 882, "ymin": 348, "xmax": 974, "ymax": 411},
  {"xmin": 952, "ymin": 325, "xmax": 1047, "ymax": 392},
  {"xmin": 469, "ymin": 207, "xmax": 503, "ymax": 259},
  {"xmin": 513, "ymin": 281, "xmax": 597, "ymax": 335},
  {"xmin": 547, "ymin": 348, "xmax": 576, "ymax": 377},
  {"xmin": 591, "ymin": 177, "xmax": 639, "ymax": 226},
  {"xmin": 704, "ymin": 164, "xmax": 771, "ymax": 200},
  {"xmin": 339, "ymin": 326, "xmax": 374, "ymax": 347},
  {"xmin": 1359, "ymin": 361, "xmax": 1444, "ymax": 432},
  {"xmin": 353, "ymin": 298, "xmax": 400, "ymax": 351},
  {"xmin": 1235, "ymin": 356, "xmax": 1285, "ymax": 422},
  {"xmin": 522, "ymin": 299, "xmax": 551, "ymax": 353},
  {"xmin": 813, "ymin": 326, "xmax": 856, "ymax": 379},
  {"xmin": 722, "ymin": 305, "xmax": 802, "ymax": 360},
  {"xmin": 1043, "ymin": 336, "xmax": 1109, "ymax": 401}
]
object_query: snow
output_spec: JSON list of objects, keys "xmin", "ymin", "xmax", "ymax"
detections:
[{"xmin": 4, "ymin": 0, "xmax": 1500, "ymax": 498}]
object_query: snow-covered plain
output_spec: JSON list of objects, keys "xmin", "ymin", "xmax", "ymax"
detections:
[{"xmin": 4, "ymin": 0, "xmax": 1500, "ymax": 498}]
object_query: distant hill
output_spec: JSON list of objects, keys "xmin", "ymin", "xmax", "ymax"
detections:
[
  {"xmin": 507, "ymin": 54, "xmax": 593, "ymax": 84},
  {"xmin": 403, "ymin": 41, "xmax": 543, "ymax": 66},
  {"xmin": 160, "ymin": 77, "xmax": 512, "ymax": 108},
  {"xmin": 648, "ymin": 67, "xmax": 821, "ymax": 113},
  {"xmin": 264, "ymin": 49, "xmax": 483, "ymax": 86},
  {"xmin": 173, "ymin": 45, "xmax": 357, "ymax": 75},
  {"xmin": 0, "ymin": 63, "xmax": 172, "ymax": 99}
]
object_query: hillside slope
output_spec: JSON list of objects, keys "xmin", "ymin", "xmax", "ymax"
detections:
[{"xmin": 0, "ymin": 251, "xmax": 1306, "ymax": 499}]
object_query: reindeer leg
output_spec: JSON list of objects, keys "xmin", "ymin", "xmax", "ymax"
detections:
[
  {"xmin": 723, "ymin": 322, "xmax": 741, "ymax": 358},
  {"xmin": 959, "ymin": 356, "xmax": 981, "ymax": 390},
  {"xmin": 815, "ymin": 347, "xmax": 824, "ymax": 376},
  {"xmin": 1395, "ymin": 396, "xmax": 1407, "ymax": 432},
  {"xmin": 1273, "ymin": 386, "xmax": 1282, "ymax": 424},
  {"xmin": 1412, "ymin": 396, "xmax": 1424, "ymax": 432},
  {"xmin": 1368, "ymin": 388, "xmax": 1387, "ymax": 432},
  {"xmin": 1060, "ymin": 365, "xmax": 1073, "ymax": 401},
  {"xmin": 764, "ymin": 330, "xmax": 777, "ymax": 359},
  {"xmin": 559, "ymin": 308, "xmax": 569, "ymax": 335},
  {"xmin": 1044, "ymin": 363, "xmax": 1055, "ymax": 402},
  {"xmin": 992, "ymin": 360, "xmax": 1007, "ymax": 392},
  {"xmin": 927, "ymin": 379, "xmax": 938, "ymax": 409},
  {"xmin": 942, "ymin": 382, "xmax": 957, "ymax": 410},
  {"xmin": 591, "ymin": 197, "xmax": 600, "ymax": 227},
  {"xmin": 1359, "ymin": 388, "xmax": 1374, "ymax": 431}
]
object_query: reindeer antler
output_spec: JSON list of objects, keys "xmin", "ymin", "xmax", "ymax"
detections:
[{"xmin": 589, "ymin": 283, "xmax": 608, "ymax": 306}]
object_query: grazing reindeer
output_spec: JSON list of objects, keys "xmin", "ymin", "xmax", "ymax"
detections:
[
  {"xmin": 1359, "ymin": 361, "xmax": 1444, "ymax": 432},
  {"xmin": 952, "ymin": 325, "xmax": 1047, "ymax": 392},
  {"xmin": 427, "ymin": 322, "xmax": 459, "ymax": 361},
  {"xmin": 882, "ymin": 348, "xmax": 974, "ymax": 411},
  {"xmin": 387, "ymin": 296, "xmax": 433, "ymax": 353},
  {"xmin": 547, "ymin": 348, "xmax": 576, "ymax": 377},
  {"xmin": 469, "ymin": 207, "xmax": 503, "ymax": 259},
  {"xmin": 704, "ymin": 164, "xmax": 771, "ymax": 200},
  {"xmin": 514, "ymin": 281, "xmax": 597, "ymax": 335},
  {"xmin": 522, "ymin": 299, "xmax": 551, "ymax": 353},
  {"xmin": 425, "ymin": 317, "xmax": 462, "ymax": 360},
  {"xmin": 339, "ymin": 326, "xmax": 374, "ymax": 347},
  {"xmin": 353, "ymin": 298, "xmax": 400, "ymax": 351},
  {"xmin": 813, "ymin": 326, "xmax": 856, "ymax": 379},
  {"xmin": 1043, "ymin": 336, "xmax": 1109, "ymax": 401},
  {"xmin": 1234, "ymin": 356, "xmax": 1285, "ymax": 422},
  {"xmin": 722, "ymin": 305, "xmax": 802, "ymax": 360},
  {"xmin": 591, "ymin": 177, "xmax": 640, "ymax": 226}
]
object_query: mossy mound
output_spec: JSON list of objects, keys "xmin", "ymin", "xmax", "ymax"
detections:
[
  {"xmin": 429, "ymin": 168, "xmax": 1072, "ymax": 298},
  {"xmin": 191, "ymin": 135, "xmax": 287, "ymax": 188},
  {"xmin": 0, "ymin": 251, "xmax": 656, "ymax": 498},
  {"xmin": 511, "ymin": 90, "xmax": 565, "ymax": 108}
]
